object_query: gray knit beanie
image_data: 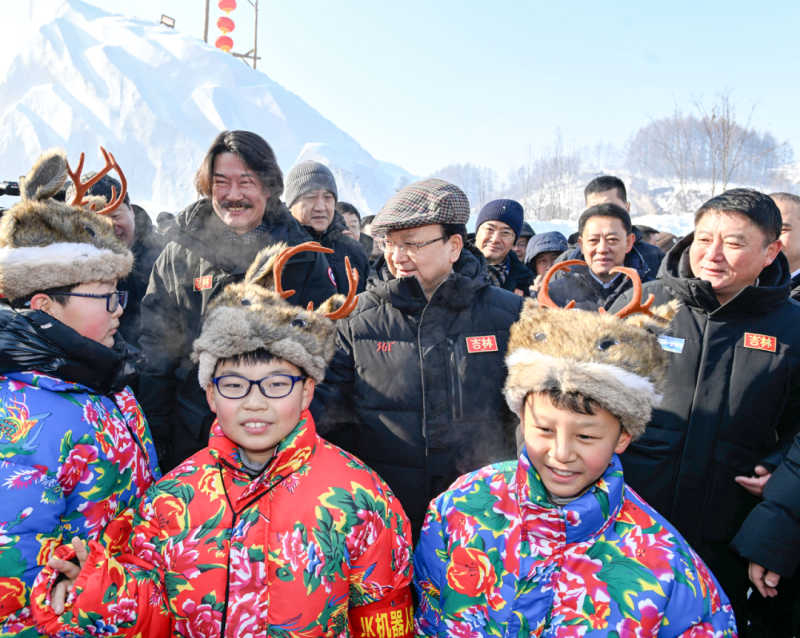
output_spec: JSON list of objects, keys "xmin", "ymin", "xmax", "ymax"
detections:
[{"xmin": 284, "ymin": 161, "xmax": 338, "ymax": 208}]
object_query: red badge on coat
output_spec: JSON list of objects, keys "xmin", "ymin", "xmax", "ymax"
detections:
[
  {"xmin": 744, "ymin": 333, "xmax": 777, "ymax": 353},
  {"xmin": 194, "ymin": 276, "xmax": 213, "ymax": 292},
  {"xmin": 466, "ymin": 335, "xmax": 498, "ymax": 353}
]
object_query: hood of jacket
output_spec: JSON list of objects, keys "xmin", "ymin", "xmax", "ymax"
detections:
[
  {"xmin": 525, "ymin": 231, "xmax": 569, "ymax": 265},
  {"xmin": 367, "ymin": 243, "xmax": 492, "ymax": 314},
  {"xmin": 0, "ymin": 304, "xmax": 141, "ymax": 393},
  {"xmin": 659, "ymin": 232, "xmax": 792, "ymax": 316}
]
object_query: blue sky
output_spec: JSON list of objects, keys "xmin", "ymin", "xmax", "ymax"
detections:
[{"xmin": 67, "ymin": 0, "xmax": 800, "ymax": 177}]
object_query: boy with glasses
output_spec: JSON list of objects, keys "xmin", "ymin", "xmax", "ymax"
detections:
[
  {"xmin": 34, "ymin": 242, "xmax": 414, "ymax": 638},
  {"xmin": 0, "ymin": 147, "xmax": 160, "ymax": 634}
]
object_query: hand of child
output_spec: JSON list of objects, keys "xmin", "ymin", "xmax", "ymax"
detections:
[
  {"xmin": 47, "ymin": 537, "xmax": 89, "ymax": 615},
  {"xmin": 734, "ymin": 465, "xmax": 772, "ymax": 497},
  {"xmin": 531, "ymin": 275, "xmax": 543, "ymax": 295},
  {"xmin": 749, "ymin": 561, "xmax": 780, "ymax": 598}
]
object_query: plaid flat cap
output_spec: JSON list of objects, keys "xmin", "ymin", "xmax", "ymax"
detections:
[{"xmin": 372, "ymin": 179, "xmax": 471, "ymax": 232}]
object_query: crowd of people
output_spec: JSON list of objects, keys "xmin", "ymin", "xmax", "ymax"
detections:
[{"xmin": 1, "ymin": 129, "xmax": 800, "ymax": 637}]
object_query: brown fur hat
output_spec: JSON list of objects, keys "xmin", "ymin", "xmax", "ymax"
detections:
[
  {"xmin": 0, "ymin": 148, "xmax": 132, "ymax": 301},
  {"xmin": 192, "ymin": 242, "xmax": 358, "ymax": 388},
  {"xmin": 505, "ymin": 291, "xmax": 678, "ymax": 441}
]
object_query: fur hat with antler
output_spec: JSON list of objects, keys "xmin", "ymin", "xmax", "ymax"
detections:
[
  {"xmin": 505, "ymin": 260, "xmax": 679, "ymax": 440},
  {"xmin": 192, "ymin": 242, "xmax": 359, "ymax": 388},
  {"xmin": 0, "ymin": 147, "xmax": 131, "ymax": 302}
]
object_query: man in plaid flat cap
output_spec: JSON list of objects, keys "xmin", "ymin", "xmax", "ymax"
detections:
[{"xmin": 314, "ymin": 178, "xmax": 524, "ymax": 540}]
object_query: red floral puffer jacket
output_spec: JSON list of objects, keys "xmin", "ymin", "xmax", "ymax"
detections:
[{"xmin": 31, "ymin": 411, "xmax": 413, "ymax": 638}]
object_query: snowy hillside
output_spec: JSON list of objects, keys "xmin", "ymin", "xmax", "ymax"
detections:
[{"xmin": 0, "ymin": 0, "xmax": 416, "ymax": 215}]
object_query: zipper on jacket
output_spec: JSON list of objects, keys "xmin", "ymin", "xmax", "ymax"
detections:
[{"xmin": 216, "ymin": 461, "xmax": 295, "ymax": 638}]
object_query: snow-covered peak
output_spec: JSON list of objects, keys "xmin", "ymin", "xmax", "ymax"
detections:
[{"xmin": 0, "ymin": 0, "xmax": 416, "ymax": 215}]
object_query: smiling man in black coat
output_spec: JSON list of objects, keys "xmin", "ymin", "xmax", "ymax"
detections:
[{"xmin": 609, "ymin": 189, "xmax": 800, "ymax": 630}]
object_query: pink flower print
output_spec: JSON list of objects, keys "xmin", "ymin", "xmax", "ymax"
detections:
[
  {"xmin": 346, "ymin": 509, "xmax": 386, "ymax": 558},
  {"xmin": 281, "ymin": 528, "xmax": 307, "ymax": 571},
  {"xmin": 174, "ymin": 600, "xmax": 222, "ymax": 638},
  {"xmin": 56, "ymin": 444, "xmax": 98, "ymax": 496},
  {"xmin": 616, "ymin": 598, "xmax": 664, "ymax": 638}
]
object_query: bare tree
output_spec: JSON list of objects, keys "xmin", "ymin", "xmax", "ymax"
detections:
[{"xmin": 628, "ymin": 89, "xmax": 794, "ymax": 212}]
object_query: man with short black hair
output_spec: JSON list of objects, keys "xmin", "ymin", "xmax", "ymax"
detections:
[
  {"xmin": 336, "ymin": 200, "xmax": 374, "ymax": 259},
  {"xmin": 315, "ymin": 179, "xmax": 523, "ymax": 540},
  {"xmin": 585, "ymin": 175, "xmax": 665, "ymax": 274},
  {"xmin": 771, "ymin": 192, "xmax": 800, "ymax": 300},
  {"xmin": 635, "ymin": 224, "xmax": 660, "ymax": 245},
  {"xmin": 138, "ymin": 130, "xmax": 336, "ymax": 469},
  {"xmin": 286, "ymin": 161, "xmax": 368, "ymax": 295},
  {"xmin": 547, "ymin": 203, "xmax": 652, "ymax": 311},
  {"xmin": 609, "ymin": 188, "xmax": 800, "ymax": 629}
]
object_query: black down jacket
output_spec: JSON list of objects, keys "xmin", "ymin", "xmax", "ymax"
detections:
[
  {"xmin": 731, "ymin": 431, "xmax": 800, "ymax": 578},
  {"xmin": 303, "ymin": 212, "xmax": 369, "ymax": 295},
  {"xmin": 0, "ymin": 303, "xmax": 140, "ymax": 394},
  {"xmin": 609, "ymin": 234, "xmax": 800, "ymax": 548},
  {"xmin": 548, "ymin": 245, "xmax": 653, "ymax": 311},
  {"xmin": 117, "ymin": 205, "xmax": 166, "ymax": 350},
  {"xmin": 138, "ymin": 199, "xmax": 337, "ymax": 469},
  {"xmin": 314, "ymin": 245, "xmax": 523, "ymax": 538}
]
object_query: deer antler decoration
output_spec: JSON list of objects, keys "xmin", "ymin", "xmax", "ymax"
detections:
[
  {"xmin": 273, "ymin": 242, "xmax": 334, "ymax": 299},
  {"xmin": 536, "ymin": 260, "xmax": 583, "ymax": 310},
  {"xmin": 538, "ymin": 260, "xmax": 654, "ymax": 318},
  {"xmin": 324, "ymin": 256, "xmax": 359, "ymax": 320},
  {"xmin": 273, "ymin": 241, "xmax": 359, "ymax": 320},
  {"xmin": 67, "ymin": 147, "xmax": 128, "ymax": 216},
  {"xmin": 597, "ymin": 266, "xmax": 655, "ymax": 318}
]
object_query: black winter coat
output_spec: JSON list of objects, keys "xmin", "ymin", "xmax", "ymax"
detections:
[
  {"xmin": 138, "ymin": 199, "xmax": 337, "ymax": 469},
  {"xmin": 609, "ymin": 234, "xmax": 800, "ymax": 548},
  {"xmin": 314, "ymin": 246, "xmax": 523, "ymax": 538},
  {"xmin": 0, "ymin": 303, "xmax": 140, "ymax": 394},
  {"xmin": 548, "ymin": 246, "xmax": 653, "ymax": 311},
  {"xmin": 117, "ymin": 205, "xmax": 166, "ymax": 350},
  {"xmin": 731, "ymin": 432, "xmax": 800, "ymax": 578},
  {"xmin": 303, "ymin": 212, "xmax": 369, "ymax": 295}
]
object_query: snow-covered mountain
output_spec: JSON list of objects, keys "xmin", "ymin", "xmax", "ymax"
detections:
[{"xmin": 0, "ymin": 0, "xmax": 417, "ymax": 215}]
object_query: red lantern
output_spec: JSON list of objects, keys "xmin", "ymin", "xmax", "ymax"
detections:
[
  {"xmin": 218, "ymin": 0, "xmax": 237, "ymax": 15},
  {"xmin": 217, "ymin": 16, "xmax": 235, "ymax": 34},
  {"xmin": 215, "ymin": 35, "xmax": 233, "ymax": 52}
]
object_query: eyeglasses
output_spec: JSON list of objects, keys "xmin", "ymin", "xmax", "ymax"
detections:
[
  {"xmin": 47, "ymin": 290, "xmax": 128, "ymax": 313},
  {"xmin": 481, "ymin": 226, "xmax": 516, "ymax": 241},
  {"xmin": 211, "ymin": 374, "xmax": 307, "ymax": 400},
  {"xmin": 377, "ymin": 236, "xmax": 446, "ymax": 256}
]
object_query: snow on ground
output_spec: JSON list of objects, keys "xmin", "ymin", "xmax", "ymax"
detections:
[{"xmin": 0, "ymin": 0, "xmax": 417, "ymax": 215}]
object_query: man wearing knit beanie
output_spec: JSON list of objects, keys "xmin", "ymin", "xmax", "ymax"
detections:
[
  {"xmin": 473, "ymin": 199, "xmax": 534, "ymax": 297},
  {"xmin": 285, "ymin": 160, "xmax": 368, "ymax": 294}
]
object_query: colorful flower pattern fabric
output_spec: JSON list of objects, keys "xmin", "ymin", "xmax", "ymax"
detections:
[
  {"xmin": 0, "ymin": 371, "xmax": 160, "ymax": 637},
  {"xmin": 31, "ymin": 411, "xmax": 413, "ymax": 638},
  {"xmin": 413, "ymin": 451, "xmax": 737, "ymax": 637}
]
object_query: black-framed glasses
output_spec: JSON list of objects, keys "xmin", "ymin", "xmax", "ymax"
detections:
[
  {"xmin": 377, "ymin": 235, "xmax": 446, "ymax": 256},
  {"xmin": 48, "ymin": 290, "xmax": 128, "ymax": 313},
  {"xmin": 212, "ymin": 374, "xmax": 307, "ymax": 400}
]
